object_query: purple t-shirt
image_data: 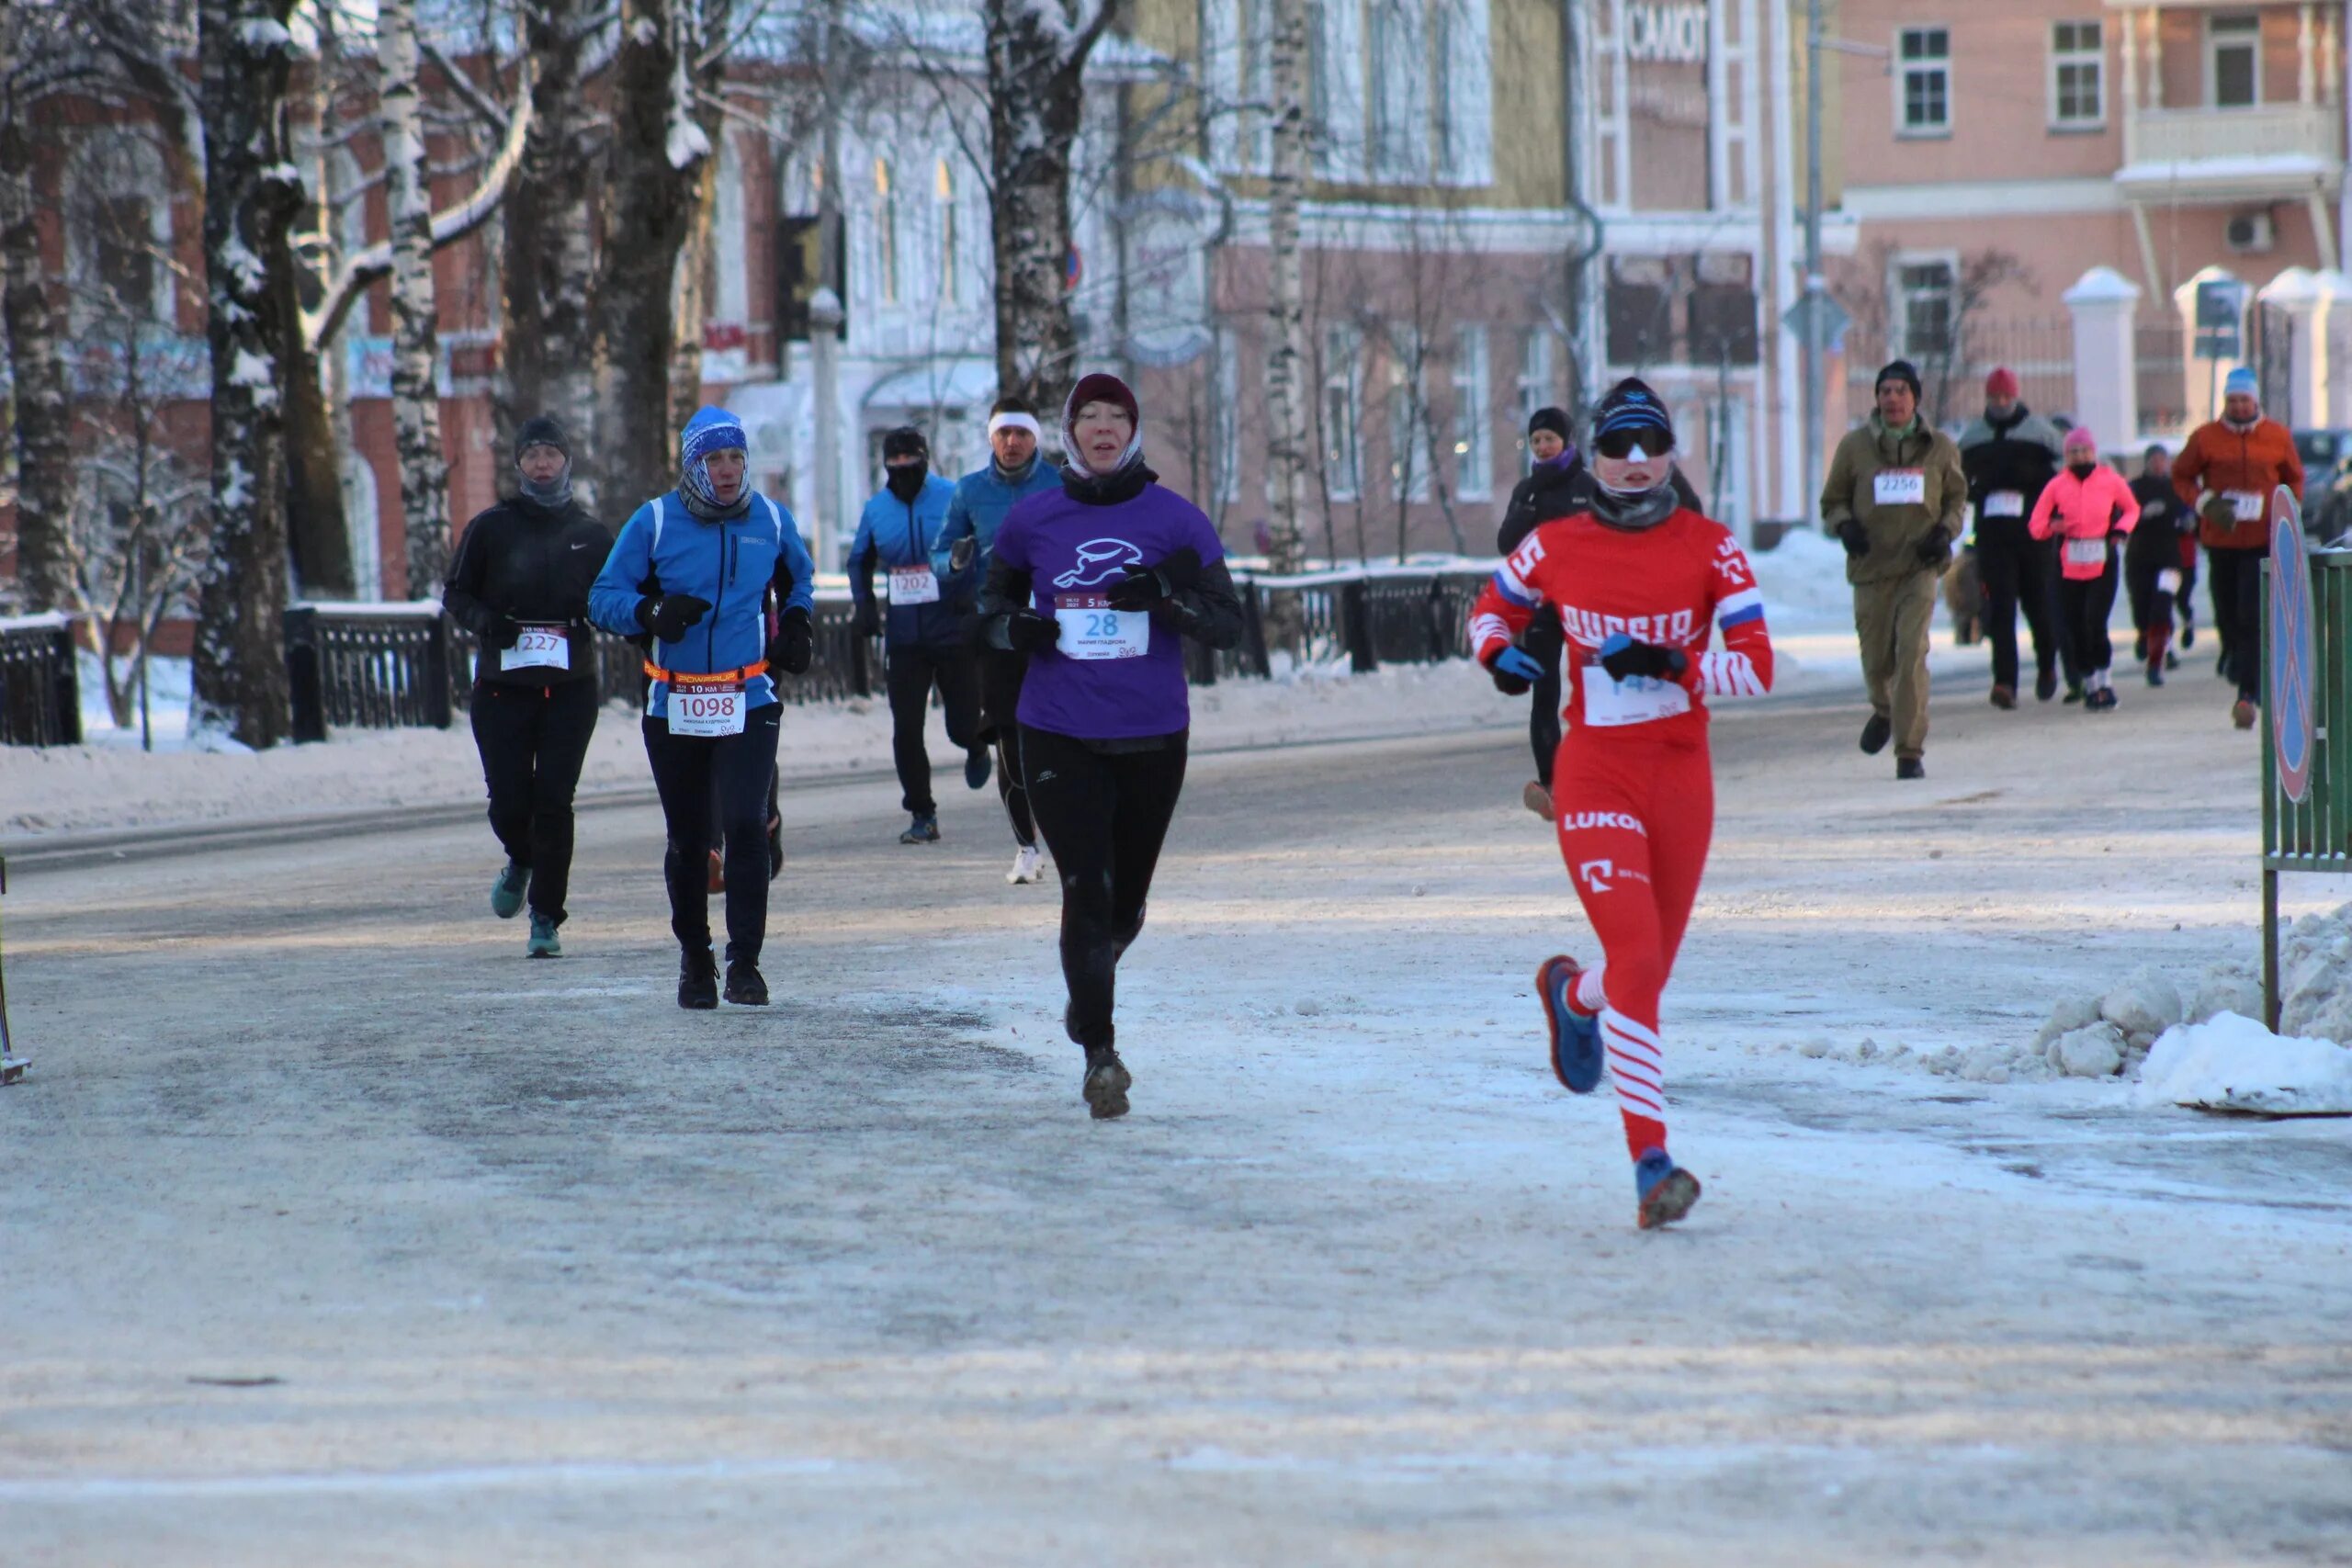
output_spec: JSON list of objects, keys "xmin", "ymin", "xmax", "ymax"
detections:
[{"xmin": 994, "ymin": 480, "xmax": 1226, "ymax": 739}]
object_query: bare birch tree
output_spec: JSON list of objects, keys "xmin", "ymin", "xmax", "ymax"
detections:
[
  {"xmin": 377, "ymin": 0, "xmax": 451, "ymax": 595},
  {"xmin": 503, "ymin": 0, "xmax": 602, "ymax": 497},
  {"xmin": 1261, "ymin": 0, "xmax": 1309, "ymax": 582},
  {"xmin": 981, "ymin": 0, "xmax": 1117, "ymax": 415},
  {"xmin": 189, "ymin": 0, "xmax": 301, "ymax": 746}
]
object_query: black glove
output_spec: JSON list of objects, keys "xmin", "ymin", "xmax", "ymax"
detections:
[
  {"xmin": 1487, "ymin": 643, "xmax": 1544, "ymax": 695},
  {"xmin": 489, "ymin": 613, "xmax": 524, "ymax": 650},
  {"xmin": 852, "ymin": 601, "xmax": 881, "ymax": 638},
  {"xmin": 1103, "ymin": 547, "xmax": 1203, "ymax": 612},
  {"xmin": 766, "ymin": 607, "xmax": 813, "ymax": 675},
  {"xmin": 637, "ymin": 593, "xmax": 711, "ymax": 643},
  {"xmin": 1916, "ymin": 530, "xmax": 1954, "ymax": 570},
  {"xmin": 1004, "ymin": 609, "xmax": 1060, "ymax": 653},
  {"xmin": 948, "ymin": 536, "xmax": 976, "ymax": 573},
  {"xmin": 1598, "ymin": 637, "xmax": 1688, "ymax": 682},
  {"xmin": 1837, "ymin": 518, "xmax": 1870, "ymax": 558}
]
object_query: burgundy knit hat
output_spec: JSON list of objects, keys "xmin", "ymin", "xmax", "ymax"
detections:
[{"xmin": 1062, "ymin": 371, "xmax": 1143, "ymax": 477}]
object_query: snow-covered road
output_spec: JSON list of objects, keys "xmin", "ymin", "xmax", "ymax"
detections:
[{"xmin": 4, "ymin": 651, "xmax": 2348, "ymax": 1564}]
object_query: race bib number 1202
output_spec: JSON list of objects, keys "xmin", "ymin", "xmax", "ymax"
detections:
[{"xmin": 887, "ymin": 565, "xmax": 940, "ymax": 605}]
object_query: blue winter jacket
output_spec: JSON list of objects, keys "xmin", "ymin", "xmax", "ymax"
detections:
[
  {"xmin": 849, "ymin": 474, "xmax": 960, "ymax": 647},
  {"xmin": 933, "ymin": 459, "xmax": 1060, "ymax": 609},
  {"xmin": 588, "ymin": 489, "xmax": 816, "ymax": 720}
]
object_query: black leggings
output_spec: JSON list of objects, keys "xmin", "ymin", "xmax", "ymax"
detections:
[
  {"xmin": 643, "ymin": 705, "xmax": 782, "ymax": 962},
  {"xmin": 981, "ymin": 653, "xmax": 1035, "ymax": 846},
  {"xmin": 2208, "ymin": 546, "xmax": 2264, "ymax": 701},
  {"xmin": 1021, "ymin": 725, "xmax": 1190, "ymax": 1051},
  {"xmin": 1521, "ymin": 609, "xmax": 1564, "ymax": 786},
  {"xmin": 886, "ymin": 641, "xmax": 981, "ymax": 816},
  {"xmin": 469, "ymin": 680, "xmax": 599, "ymax": 924},
  {"xmin": 2058, "ymin": 556, "xmax": 2120, "ymax": 675}
]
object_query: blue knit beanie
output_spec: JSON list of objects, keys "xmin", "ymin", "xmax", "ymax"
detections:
[{"xmin": 680, "ymin": 406, "xmax": 749, "ymax": 508}]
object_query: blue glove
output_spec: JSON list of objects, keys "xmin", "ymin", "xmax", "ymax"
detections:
[
  {"xmin": 1598, "ymin": 631, "xmax": 1688, "ymax": 682},
  {"xmin": 1487, "ymin": 642, "xmax": 1545, "ymax": 695}
]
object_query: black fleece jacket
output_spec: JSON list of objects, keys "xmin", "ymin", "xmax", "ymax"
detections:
[{"xmin": 441, "ymin": 494, "xmax": 613, "ymax": 686}]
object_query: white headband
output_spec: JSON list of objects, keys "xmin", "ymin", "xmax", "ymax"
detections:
[{"xmin": 989, "ymin": 412, "xmax": 1042, "ymax": 438}]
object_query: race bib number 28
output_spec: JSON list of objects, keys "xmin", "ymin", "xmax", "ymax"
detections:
[{"xmin": 1053, "ymin": 594, "xmax": 1148, "ymax": 660}]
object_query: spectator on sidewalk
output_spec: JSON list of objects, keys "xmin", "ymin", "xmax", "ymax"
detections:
[{"xmin": 1822, "ymin": 359, "xmax": 1966, "ymax": 781}]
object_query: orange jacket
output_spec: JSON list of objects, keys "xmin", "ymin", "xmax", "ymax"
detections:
[{"xmin": 2172, "ymin": 417, "xmax": 2304, "ymax": 551}]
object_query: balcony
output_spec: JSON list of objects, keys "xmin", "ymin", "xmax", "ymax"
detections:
[{"xmin": 2118, "ymin": 103, "xmax": 2346, "ymax": 199}]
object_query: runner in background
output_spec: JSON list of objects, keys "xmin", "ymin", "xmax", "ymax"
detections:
[
  {"xmin": 1958, "ymin": 367, "xmax": 2072, "ymax": 707},
  {"xmin": 2124, "ymin": 444, "xmax": 2189, "ymax": 684},
  {"xmin": 2028, "ymin": 428, "xmax": 2139, "ymax": 712},
  {"xmin": 936, "ymin": 397, "xmax": 1061, "ymax": 883},
  {"xmin": 441, "ymin": 416, "xmax": 611, "ymax": 958},
  {"xmin": 976, "ymin": 373, "xmax": 1242, "ymax": 1120},
  {"xmin": 2173, "ymin": 367, "xmax": 2303, "ymax": 729},
  {"xmin": 589, "ymin": 407, "xmax": 815, "ymax": 1010},
  {"xmin": 1471, "ymin": 378, "xmax": 1774, "ymax": 1229},
  {"xmin": 851, "ymin": 427, "xmax": 986, "ymax": 844}
]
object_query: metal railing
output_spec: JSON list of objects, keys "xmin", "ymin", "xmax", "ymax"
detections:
[
  {"xmin": 277, "ymin": 566, "xmax": 1496, "ymax": 738},
  {"xmin": 0, "ymin": 614, "xmax": 83, "ymax": 748}
]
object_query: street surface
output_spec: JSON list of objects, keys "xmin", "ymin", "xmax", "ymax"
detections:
[{"xmin": 4, "ymin": 651, "xmax": 2349, "ymax": 1565}]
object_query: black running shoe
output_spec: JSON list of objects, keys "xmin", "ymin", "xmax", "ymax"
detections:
[
  {"xmin": 724, "ymin": 958, "xmax": 769, "ymax": 1006},
  {"xmin": 1859, "ymin": 713, "xmax": 1892, "ymax": 755},
  {"xmin": 678, "ymin": 946, "xmax": 719, "ymax": 1010},
  {"xmin": 1081, "ymin": 1045, "xmax": 1132, "ymax": 1120}
]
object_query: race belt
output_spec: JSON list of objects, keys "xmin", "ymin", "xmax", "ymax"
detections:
[{"xmin": 642, "ymin": 659, "xmax": 770, "ymax": 684}]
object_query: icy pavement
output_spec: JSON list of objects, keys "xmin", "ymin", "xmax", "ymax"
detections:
[{"xmin": 2, "ymin": 642, "xmax": 2348, "ymax": 1564}]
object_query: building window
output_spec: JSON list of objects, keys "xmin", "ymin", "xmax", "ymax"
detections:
[
  {"xmin": 933, "ymin": 158, "xmax": 957, "ymax": 307},
  {"xmin": 2207, "ymin": 13, "xmax": 2259, "ymax": 109},
  {"xmin": 2049, "ymin": 21, "xmax": 2103, "ymax": 129},
  {"xmin": 1368, "ymin": 0, "xmax": 1430, "ymax": 182},
  {"xmin": 1214, "ymin": 325, "xmax": 1241, "ymax": 513},
  {"xmin": 1514, "ymin": 330, "xmax": 1552, "ymax": 453},
  {"xmin": 1386, "ymin": 326, "xmax": 1430, "ymax": 502},
  {"xmin": 873, "ymin": 157, "xmax": 898, "ymax": 305},
  {"xmin": 1430, "ymin": 0, "xmax": 1493, "ymax": 186},
  {"xmin": 1321, "ymin": 322, "xmax": 1362, "ymax": 502},
  {"xmin": 1894, "ymin": 257, "xmax": 1957, "ymax": 359},
  {"xmin": 1897, "ymin": 27, "xmax": 1951, "ymax": 136},
  {"xmin": 1451, "ymin": 324, "xmax": 1490, "ymax": 501}
]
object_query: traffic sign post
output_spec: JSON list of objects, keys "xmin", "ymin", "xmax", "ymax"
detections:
[{"xmin": 2261, "ymin": 487, "xmax": 2334, "ymax": 1029}]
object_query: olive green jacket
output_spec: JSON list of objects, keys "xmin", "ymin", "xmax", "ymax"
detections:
[{"xmin": 1822, "ymin": 415, "xmax": 1969, "ymax": 585}]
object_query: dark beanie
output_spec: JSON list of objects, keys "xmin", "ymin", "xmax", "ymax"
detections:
[
  {"xmin": 881, "ymin": 425, "xmax": 929, "ymax": 460},
  {"xmin": 1875, "ymin": 360, "xmax": 1922, "ymax": 400},
  {"xmin": 514, "ymin": 415, "xmax": 570, "ymax": 461},
  {"xmin": 1527, "ymin": 405, "xmax": 1571, "ymax": 441},
  {"xmin": 1591, "ymin": 377, "xmax": 1675, "ymax": 450}
]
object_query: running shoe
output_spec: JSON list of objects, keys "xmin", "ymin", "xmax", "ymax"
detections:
[
  {"xmin": 1007, "ymin": 843, "xmax": 1044, "ymax": 885},
  {"xmin": 526, "ymin": 911, "xmax": 562, "ymax": 958},
  {"xmin": 1634, "ymin": 1148, "xmax": 1702, "ymax": 1230},
  {"xmin": 1989, "ymin": 684, "xmax": 2015, "ymax": 710},
  {"xmin": 1859, "ymin": 713, "xmax": 1892, "ymax": 754},
  {"xmin": 491, "ymin": 860, "xmax": 530, "ymax": 919},
  {"xmin": 678, "ymin": 946, "xmax": 719, "ymax": 1010},
  {"xmin": 1522, "ymin": 780, "xmax": 1554, "ymax": 819},
  {"xmin": 1896, "ymin": 757, "xmax": 1926, "ymax": 781},
  {"xmin": 723, "ymin": 958, "xmax": 769, "ymax": 1006},
  {"xmin": 2233, "ymin": 698, "xmax": 2257, "ymax": 730},
  {"xmin": 966, "ymin": 749, "xmax": 992, "ymax": 790},
  {"xmin": 1082, "ymin": 1045, "xmax": 1132, "ymax": 1119},
  {"xmin": 2035, "ymin": 669, "xmax": 2059, "ymax": 702},
  {"xmin": 1536, "ymin": 954, "xmax": 1604, "ymax": 1093},
  {"xmin": 899, "ymin": 813, "xmax": 940, "ymax": 844},
  {"xmin": 2087, "ymin": 687, "xmax": 2118, "ymax": 712}
]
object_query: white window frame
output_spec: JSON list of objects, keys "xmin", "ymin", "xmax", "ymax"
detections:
[
  {"xmin": 1321, "ymin": 321, "xmax": 1363, "ymax": 502},
  {"xmin": 2205, "ymin": 12, "xmax": 2261, "ymax": 110},
  {"xmin": 1451, "ymin": 324, "xmax": 1491, "ymax": 501},
  {"xmin": 1431, "ymin": 0, "xmax": 1494, "ymax": 187},
  {"xmin": 933, "ymin": 157, "xmax": 958, "ymax": 307},
  {"xmin": 1312, "ymin": 0, "xmax": 1367, "ymax": 181},
  {"xmin": 1367, "ymin": 0, "xmax": 1430, "ymax": 183},
  {"xmin": 1889, "ymin": 250, "xmax": 1960, "ymax": 362},
  {"xmin": 2047, "ymin": 19, "xmax": 2104, "ymax": 131},
  {"xmin": 872, "ymin": 156, "xmax": 899, "ymax": 307},
  {"xmin": 1514, "ymin": 330, "xmax": 1552, "ymax": 459},
  {"xmin": 1895, "ymin": 25, "xmax": 1952, "ymax": 139}
]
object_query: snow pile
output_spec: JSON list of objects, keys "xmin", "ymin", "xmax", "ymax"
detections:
[
  {"xmin": 1748, "ymin": 528, "xmax": 1853, "ymax": 626},
  {"xmin": 2276, "ymin": 903, "xmax": 2352, "ymax": 1043},
  {"xmin": 2134, "ymin": 1013, "xmax": 2352, "ymax": 1114}
]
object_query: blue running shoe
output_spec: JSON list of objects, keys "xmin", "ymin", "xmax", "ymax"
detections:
[
  {"xmin": 1537, "ymin": 954, "xmax": 1604, "ymax": 1093},
  {"xmin": 965, "ymin": 748, "xmax": 992, "ymax": 790},
  {"xmin": 526, "ymin": 911, "xmax": 561, "ymax": 958},
  {"xmin": 899, "ymin": 813, "xmax": 940, "ymax": 844},
  {"xmin": 491, "ymin": 860, "xmax": 530, "ymax": 919},
  {"xmin": 1634, "ymin": 1148, "xmax": 1702, "ymax": 1230}
]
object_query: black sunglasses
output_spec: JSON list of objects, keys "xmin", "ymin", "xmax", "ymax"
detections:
[{"xmin": 1593, "ymin": 427, "xmax": 1668, "ymax": 460}]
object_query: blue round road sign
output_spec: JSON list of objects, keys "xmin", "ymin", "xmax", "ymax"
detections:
[{"xmin": 2269, "ymin": 489, "xmax": 2315, "ymax": 804}]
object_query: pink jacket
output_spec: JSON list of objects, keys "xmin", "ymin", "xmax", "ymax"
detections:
[{"xmin": 2029, "ymin": 466, "xmax": 2140, "ymax": 580}]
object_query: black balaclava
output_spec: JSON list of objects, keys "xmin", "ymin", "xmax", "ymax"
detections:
[{"xmin": 882, "ymin": 426, "xmax": 929, "ymax": 502}]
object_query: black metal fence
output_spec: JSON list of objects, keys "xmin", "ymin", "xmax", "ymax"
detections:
[
  {"xmin": 276, "ymin": 570, "xmax": 1492, "ymax": 739},
  {"xmin": 0, "ymin": 615, "xmax": 84, "ymax": 748}
]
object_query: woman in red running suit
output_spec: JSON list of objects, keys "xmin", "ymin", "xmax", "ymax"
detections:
[{"xmin": 1469, "ymin": 378, "xmax": 1774, "ymax": 1228}]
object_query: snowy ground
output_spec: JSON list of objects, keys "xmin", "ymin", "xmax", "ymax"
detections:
[{"xmin": 3, "ymin": 635, "xmax": 2347, "ymax": 1564}]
